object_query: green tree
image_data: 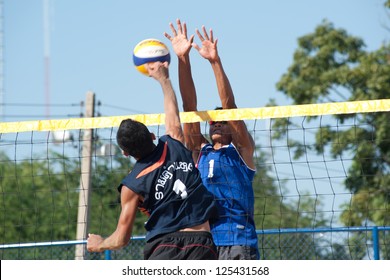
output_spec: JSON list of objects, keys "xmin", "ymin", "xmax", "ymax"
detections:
[
  {"xmin": 0, "ymin": 146, "xmax": 150, "ymax": 259},
  {"xmin": 271, "ymin": 1, "xmax": 390, "ymax": 259},
  {"xmin": 252, "ymin": 146, "xmax": 329, "ymax": 259},
  {"xmin": 0, "ymin": 140, "xmax": 332, "ymax": 259},
  {"xmin": 0, "ymin": 147, "xmax": 148, "ymax": 243},
  {"xmin": 253, "ymin": 149, "xmax": 326, "ymax": 229},
  {"xmin": 0, "ymin": 150, "xmax": 80, "ymax": 244}
]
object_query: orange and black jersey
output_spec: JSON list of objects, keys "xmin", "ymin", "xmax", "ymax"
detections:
[{"xmin": 118, "ymin": 135, "xmax": 217, "ymax": 241}]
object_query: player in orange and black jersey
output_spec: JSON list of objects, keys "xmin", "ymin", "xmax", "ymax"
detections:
[{"xmin": 87, "ymin": 61, "xmax": 218, "ymax": 260}]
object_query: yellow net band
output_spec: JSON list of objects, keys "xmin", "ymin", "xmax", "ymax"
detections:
[{"xmin": 1, "ymin": 99, "xmax": 389, "ymax": 133}]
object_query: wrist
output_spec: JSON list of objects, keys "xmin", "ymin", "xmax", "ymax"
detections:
[
  {"xmin": 97, "ymin": 239, "xmax": 105, "ymax": 252},
  {"xmin": 209, "ymin": 56, "xmax": 221, "ymax": 65},
  {"xmin": 160, "ymin": 77, "xmax": 171, "ymax": 85},
  {"xmin": 177, "ymin": 54, "xmax": 190, "ymax": 62}
]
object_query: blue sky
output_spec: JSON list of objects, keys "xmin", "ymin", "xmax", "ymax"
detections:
[{"xmin": 3, "ymin": 0, "xmax": 389, "ymax": 122}]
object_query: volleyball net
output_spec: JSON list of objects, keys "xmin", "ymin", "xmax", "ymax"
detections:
[{"xmin": 1, "ymin": 99, "xmax": 390, "ymax": 259}]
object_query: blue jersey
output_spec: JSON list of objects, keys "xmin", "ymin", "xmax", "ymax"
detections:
[
  {"xmin": 119, "ymin": 135, "xmax": 217, "ymax": 241},
  {"xmin": 197, "ymin": 143, "xmax": 258, "ymax": 249}
]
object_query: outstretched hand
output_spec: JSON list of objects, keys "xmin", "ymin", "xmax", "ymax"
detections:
[
  {"xmin": 192, "ymin": 25, "xmax": 219, "ymax": 62},
  {"xmin": 164, "ymin": 19, "xmax": 194, "ymax": 57}
]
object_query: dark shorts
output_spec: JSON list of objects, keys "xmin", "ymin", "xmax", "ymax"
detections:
[
  {"xmin": 217, "ymin": 246, "xmax": 259, "ymax": 260},
  {"xmin": 144, "ymin": 231, "xmax": 218, "ymax": 260}
]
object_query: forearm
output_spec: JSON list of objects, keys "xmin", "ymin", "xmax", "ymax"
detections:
[
  {"xmin": 178, "ymin": 55, "xmax": 198, "ymax": 112},
  {"xmin": 210, "ymin": 57, "xmax": 237, "ymax": 109},
  {"xmin": 177, "ymin": 55, "xmax": 207, "ymax": 151},
  {"xmin": 161, "ymin": 77, "xmax": 181, "ymax": 126},
  {"xmin": 100, "ymin": 232, "xmax": 129, "ymax": 251},
  {"xmin": 88, "ymin": 230, "xmax": 129, "ymax": 253},
  {"xmin": 159, "ymin": 76, "xmax": 184, "ymax": 143}
]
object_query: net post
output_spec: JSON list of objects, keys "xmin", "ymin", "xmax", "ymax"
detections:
[{"xmin": 372, "ymin": 226, "xmax": 380, "ymax": 260}]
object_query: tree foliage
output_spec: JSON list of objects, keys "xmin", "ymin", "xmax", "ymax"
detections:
[
  {"xmin": 0, "ymin": 137, "xmax": 330, "ymax": 259},
  {"xmin": 0, "ymin": 149, "xmax": 148, "ymax": 245},
  {"xmin": 252, "ymin": 148, "xmax": 326, "ymax": 230},
  {"xmin": 272, "ymin": 4, "xmax": 390, "ymax": 228}
]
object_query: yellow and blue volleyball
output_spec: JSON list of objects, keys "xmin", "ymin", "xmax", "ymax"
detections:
[{"xmin": 132, "ymin": 38, "xmax": 171, "ymax": 75}]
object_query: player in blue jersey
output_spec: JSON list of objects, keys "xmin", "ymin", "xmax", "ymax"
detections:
[
  {"xmin": 165, "ymin": 19, "xmax": 259, "ymax": 260},
  {"xmin": 87, "ymin": 61, "xmax": 218, "ymax": 260}
]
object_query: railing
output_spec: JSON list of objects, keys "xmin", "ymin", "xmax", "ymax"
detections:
[{"xmin": 1, "ymin": 226, "xmax": 389, "ymax": 260}]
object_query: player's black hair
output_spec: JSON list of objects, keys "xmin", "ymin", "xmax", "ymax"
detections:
[{"xmin": 116, "ymin": 119, "xmax": 155, "ymax": 159}]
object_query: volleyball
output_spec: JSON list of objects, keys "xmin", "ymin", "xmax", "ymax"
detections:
[{"xmin": 132, "ymin": 38, "xmax": 171, "ymax": 75}]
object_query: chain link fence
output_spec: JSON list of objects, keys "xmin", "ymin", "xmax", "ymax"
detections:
[{"xmin": 1, "ymin": 227, "xmax": 389, "ymax": 260}]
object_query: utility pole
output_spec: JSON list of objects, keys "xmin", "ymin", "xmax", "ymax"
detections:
[
  {"xmin": 0, "ymin": 0, "xmax": 4, "ymax": 120},
  {"xmin": 43, "ymin": 0, "xmax": 51, "ymax": 119},
  {"xmin": 75, "ymin": 91, "xmax": 95, "ymax": 260}
]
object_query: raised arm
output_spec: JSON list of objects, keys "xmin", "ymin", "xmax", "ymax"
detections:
[
  {"xmin": 146, "ymin": 61, "xmax": 184, "ymax": 144},
  {"xmin": 192, "ymin": 26, "xmax": 255, "ymax": 169},
  {"xmin": 164, "ymin": 19, "xmax": 208, "ymax": 160}
]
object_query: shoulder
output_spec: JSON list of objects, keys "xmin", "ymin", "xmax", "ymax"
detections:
[
  {"xmin": 200, "ymin": 143, "xmax": 213, "ymax": 151},
  {"xmin": 160, "ymin": 134, "xmax": 188, "ymax": 150},
  {"xmin": 159, "ymin": 134, "xmax": 176, "ymax": 144},
  {"xmin": 229, "ymin": 143, "xmax": 256, "ymax": 172},
  {"xmin": 159, "ymin": 134, "xmax": 169, "ymax": 142}
]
